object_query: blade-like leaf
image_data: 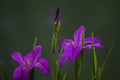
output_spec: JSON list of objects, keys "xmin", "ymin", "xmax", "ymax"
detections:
[
  {"xmin": 98, "ymin": 67, "xmax": 102, "ymax": 80},
  {"xmin": 58, "ymin": 44, "xmax": 64, "ymax": 60},
  {"xmin": 56, "ymin": 61, "xmax": 60, "ymax": 80},
  {"xmin": 101, "ymin": 41, "xmax": 115, "ymax": 73},
  {"xmin": 63, "ymin": 71, "xmax": 67, "ymax": 80},
  {"xmin": 33, "ymin": 36, "xmax": 37, "ymax": 48},
  {"xmin": 56, "ymin": 61, "xmax": 66, "ymax": 80},
  {"xmin": 98, "ymin": 41, "xmax": 115, "ymax": 80},
  {"xmin": 0, "ymin": 62, "xmax": 10, "ymax": 80},
  {"xmin": 77, "ymin": 50, "xmax": 83, "ymax": 77}
]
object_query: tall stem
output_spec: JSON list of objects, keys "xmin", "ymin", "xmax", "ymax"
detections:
[
  {"xmin": 52, "ymin": 54, "xmax": 55, "ymax": 80},
  {"xmin": 75, "ymin": 51, "xmax": 83, "ymax": 80},
  {"xmin": 30, "ymin": 68, "xmax": 34, "ymax": 80},
  {"xmin": 75, "ymin": 59, "xmax": 78, "ymax": 80},
  {"xmin": 92, "ymin": 32, "xmax": 97, "ymax": 80},
  {"xmin": 75, "ymin": 32, "xmax": 84, "ymax": 80},
  {"xmin": 30, "ymin": 37, "xmax": 37, "ymax": 80},
  {"xmin": 52, "ymin": 33, "xmax": 58, "ymax": 80}
]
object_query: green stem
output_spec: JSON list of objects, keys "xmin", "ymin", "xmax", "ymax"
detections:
[
  {"xmin": 78, "ymin": 51, "xmax": 83, "ymax": 77},
  {"xmin": 75, "ymin": 59, "xmax": 78, "ymax": 80},
  {"xmin": 52, "ymin": 54, "xmax": 55, "ymax": 80},
  {"xmin": 52, "ymin": 33, "xmax": 57, "ymax": 54},
  {"xmin": 98, "ymin": 67, "xmax": 101, "ymax": 80},
  {"xmin": 30, "ymin": 68, "xmax": 34, "ymax": 80},
  {"xmin": 30, "ymin": 37, "xmax": 37, "ymax": 80},
  {"xmin": 92, "ymin": 48, "xmax": 97, "ymax": 80},
  {"xmin": 75, "ymin": 51, "xmax": 83, "ymax": 80},
  {"xmin": 92, "ymin": 32, "xmax": 97, "ymax": 80},
  {"xmin": 52, "ymin": 33, "xmax": 58, "ymax": 80},
  {"xmin": 75, "ymin": 31, "xmax": 84, "ymax": 80},
  {"xmin": 56, "ymin": 61, "xmax": 62, "ymax": 80}
]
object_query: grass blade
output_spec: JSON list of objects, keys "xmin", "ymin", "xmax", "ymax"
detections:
[{"xmin": 0, "ymin": 62, "xmax": 10, "ymax": 80}]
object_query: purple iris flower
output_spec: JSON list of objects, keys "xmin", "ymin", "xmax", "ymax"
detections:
[
  {"xmin": 59, "ymin": 25, "xmax": 103, "ymax": 67},
  {"xmin": 11, "ymin": 45, "xmax": 50, "ymax": 80}
]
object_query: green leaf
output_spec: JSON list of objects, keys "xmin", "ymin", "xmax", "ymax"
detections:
[
  {"xmin": 56, "ymin": 61, "xmax": 60, "ymax": 80},
  {"xmin": 58, "ymin": 44, "xmax": 64, "ymax": 60},
  {"xmin": 98, "ymin": 67, "xmax": 102, "ymax": 80},
  {"xmin": 75, "ymin": 50, "xmax": 83, "ymax": 80},
  {"xmin": 33, "ymin": 36, "xmax": 37, "ymax": 48},
  {"xmin": 63, "ymin": 71, "xmax": 67, "ymax": 80},
  {"xmin": 101, "ymin": 41, "xmax": 115, "ymax": 73},
  {"xmin": 0, "ymin": 62, "xmax": 10, "ymax": 80},
  {"xmin": 98, "ymin": 41, "xmax": 115, "ymax": 80},
  {"xmin": 77, "ymin": 51, "xmax": 83, "ymax": 77}
]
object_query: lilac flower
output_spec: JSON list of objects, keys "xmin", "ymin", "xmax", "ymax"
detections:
[
  {"xmin": 11, "ymin": 45, "xmax": 50, "ymax": 80},
  {"xmin": 59, "ymin": 26, "xmax": 103, "ymax": 67}
]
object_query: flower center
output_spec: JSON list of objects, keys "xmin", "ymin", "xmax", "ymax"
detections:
[
  {"xmin": 22, "ymin": 59, "xmax": 30, "ymax": 70},
  {"xmin": 73, "ymin": 43, "xmax": 77, "ymax": 48}
]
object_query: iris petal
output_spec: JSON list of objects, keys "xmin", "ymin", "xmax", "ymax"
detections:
[
  {"xmin": 60, "ymin": 52, "xmax": 68, "ymax": 67},
  {"xmin": 12, "ymin": 45, "xmax": 50, "ymax": 79},
  {"xmin": 74, "ymin": 26, "xmax": 85, "ymax": 45},
  {"xmin": 58, "ymin": 39, "xmax": 73, "ymax": 51},
  {"xmin": 11, "ymin": 52, "xmax": 24, "ymax": 65},
  {"xmin": 59, "ymin": 26, "xmax": 103, "ymax": 67},
  {"xmin": 24, "ymin": 45, "xmax": 42, "ymax": 62},
  {"xmin": 84, "ymin": 37, "xmax": 103, "ymax": 49},
  {"xmin": 64, "ymin": 44, "xmax": 74, "ymax": 60},
  {"xmin": 73, "ymin": 46, "xmax": 82, "ymax": 59},
  {"xmin": 60, "ymin": 44, "xmax": 74, "ymax": 67},
  {"xmin": 13, "ymin": 66, "xmax": 23, "ymax": 80},
  {"xmin": 22, "ymin": 65, "xmax": 33, "ymax": 80},
  {"xmin": 35, "ymin": 58, "xmax": 50, "ymax": 75}
]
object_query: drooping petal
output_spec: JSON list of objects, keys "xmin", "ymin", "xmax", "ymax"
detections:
[
  {"xmin": 60, "ymin": 52, "xmax": 68, "ymax": 67},
  {"xmin": 72, "ymin": 46, "xmax": 82, "ymax": 59},
  {"xmin": 11, "ymin": 52, "xmax": 25, "ymax": 65},
  {"xmin": 84, "ymin": 37, "xmax": 102, "ymax": 44},
  {"xmin": 58, "ymin": 39, "xmax": 73, "ymax": 52},
  {"xmin": 21, "ymin": 65, "xmax": 33, "ymax": 80},
  {"xmin": 13, "ymin": 66, "xmax": 23, "ymax": 80},
  {"xmin": 60, "ymin": 44, "xmax": 74, "ymax": 67},
  {"xmin": 64, "ymin": 44, "xmax": 74, "ymax": 60},
  {"xmin": 31, "ymin": 45, "xmax": 42, "ymax": 60},
  {"xmin": 35, "ymin": 58, "xmax": 50, "ymax": 75},
  {"xmin": 83, "ymin": 37, "xmax": 103, "ymax": 49},
  {"xmin": 13, "ymin": 65, "xmax": 33, "ymax": 80},
  {"xmin": 74, "ymin": 25, "xmax": 85, "ymax": 45},
  {"xmin": 24, "ymin": 45, "xmax": 42, "ymax": 63}
]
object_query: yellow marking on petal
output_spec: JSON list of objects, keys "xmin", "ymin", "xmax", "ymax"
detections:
[
  {"xmin": 22, "ymin": 59, "xmax": 30, "ymax": 70},
  {"xmin": 74, "ymin": 44, "xmax": 77, "ymax": 48},
  {"xmin": 37, "ymin": 62, "xmax": 42, "ymax": 65}
]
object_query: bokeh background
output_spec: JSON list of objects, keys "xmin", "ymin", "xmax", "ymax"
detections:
[{"xmin": 0, "ymin": 0, "xmax": 120, "ymax": 80}]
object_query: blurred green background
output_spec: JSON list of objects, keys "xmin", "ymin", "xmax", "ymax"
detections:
[{"xmin": 0, "ymin": 0, "xmax": 120, "ymax": 80}]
